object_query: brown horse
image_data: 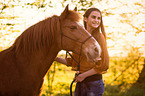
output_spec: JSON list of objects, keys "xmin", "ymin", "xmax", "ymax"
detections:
[{"xmin": 0, "ymin": 5, "xmax": 101, "ymax": 96}]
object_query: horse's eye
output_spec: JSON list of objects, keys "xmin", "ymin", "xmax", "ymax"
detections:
[{"xmin": 70, "ymin": 26, "xmax": 77, "ymax": 30}]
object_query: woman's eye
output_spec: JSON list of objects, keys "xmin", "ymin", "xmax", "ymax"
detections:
[
  {"xmin": 97, "ymin": 17, "xmax": 101, "ymax": 20},
  {"xmin": 70, "ymin": 26, "xmax": 77, "ymax": 29}
]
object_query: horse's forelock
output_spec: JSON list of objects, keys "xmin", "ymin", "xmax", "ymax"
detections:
[{"xmin": 66, "ymin": 10, "xmax": 81, "ymax": 22}]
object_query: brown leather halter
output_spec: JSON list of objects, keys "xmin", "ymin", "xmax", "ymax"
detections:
[{"xmin": 60, "ymin": 20, "xmax": 92, "ymax": 70}]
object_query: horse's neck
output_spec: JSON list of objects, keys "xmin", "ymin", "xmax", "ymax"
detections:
[
  {"xmin": 37, "ymin": 45, "xmax": 60, "ymax": 77},
  {"xmin": 15, "ymin": 44, "xmax": 60, "ymax": 78}
]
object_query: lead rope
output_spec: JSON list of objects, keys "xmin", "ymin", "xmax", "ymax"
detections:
[
  {"xmin": 68, "ymin": 36, "xmax": 92, "ymax": 96},
  {"xmin": 67, "ymin": 51, "xmax": 82, "ymax": 96},
  {"xmin": 68, "ymin": 43, "xmax": 83, "ymax": 96},
  {"xmin": 69, "ymin": 36, "xmax": 92, "ymax": 96}
]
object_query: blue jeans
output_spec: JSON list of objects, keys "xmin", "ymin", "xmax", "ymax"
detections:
[{"xmin": 74, "ymin": 79, "xmax": 104, "ymax": 96}]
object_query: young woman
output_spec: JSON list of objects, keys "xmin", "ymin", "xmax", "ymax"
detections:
[{"xmin": 55, "ymin": 8, "xmax": 109, "ymax": 96}]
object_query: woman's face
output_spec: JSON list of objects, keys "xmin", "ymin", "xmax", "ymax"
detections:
[{"xmin": 84, "ymin": 11, "xmax": 101, "ymax": 30}]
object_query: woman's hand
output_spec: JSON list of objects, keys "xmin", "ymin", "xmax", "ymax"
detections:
[
  {"xmin": 74, "ymin": 73, "xmax": 86, "ymax": 82},
  {"xmin": 74, "ymin": 68, "xmax": 99, "ymax": 82}
]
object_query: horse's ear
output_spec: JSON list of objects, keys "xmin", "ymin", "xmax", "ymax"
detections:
[
  {"xmin": 60, "ymin": 4, "xmax": 69, "ymax": 20},
  {"xmin": 74, "ymin": 7, "xmax": 77, "ymax": 11}
]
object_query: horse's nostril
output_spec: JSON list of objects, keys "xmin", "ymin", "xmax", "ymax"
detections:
[{"xmin": 94, "ymin": 47, "xmax": 98, "ymax": 53}]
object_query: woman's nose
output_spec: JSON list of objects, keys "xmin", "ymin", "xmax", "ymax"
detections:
[{"xmin": 95, "ymin": 18, "xmax": 99, "ymax": 21}]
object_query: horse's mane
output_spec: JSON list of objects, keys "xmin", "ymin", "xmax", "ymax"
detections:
[{"xmin": 12, "ymin": 10, "xmax": 80, "ymax": 55}]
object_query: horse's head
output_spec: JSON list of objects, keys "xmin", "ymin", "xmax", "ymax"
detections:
[{"xmin": 58, "ymin": 5, "xmax": 101, "ymax": 62}]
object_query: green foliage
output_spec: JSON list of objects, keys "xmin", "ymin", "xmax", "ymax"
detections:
[{"xmin": 107, "ymin": 47, "xmax": 143, "ymax": 85}]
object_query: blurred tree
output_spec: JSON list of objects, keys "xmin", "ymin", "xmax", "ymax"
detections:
[{"xmin": 121, "ymin": 2, "xmax": 145, "ymax": 86}]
